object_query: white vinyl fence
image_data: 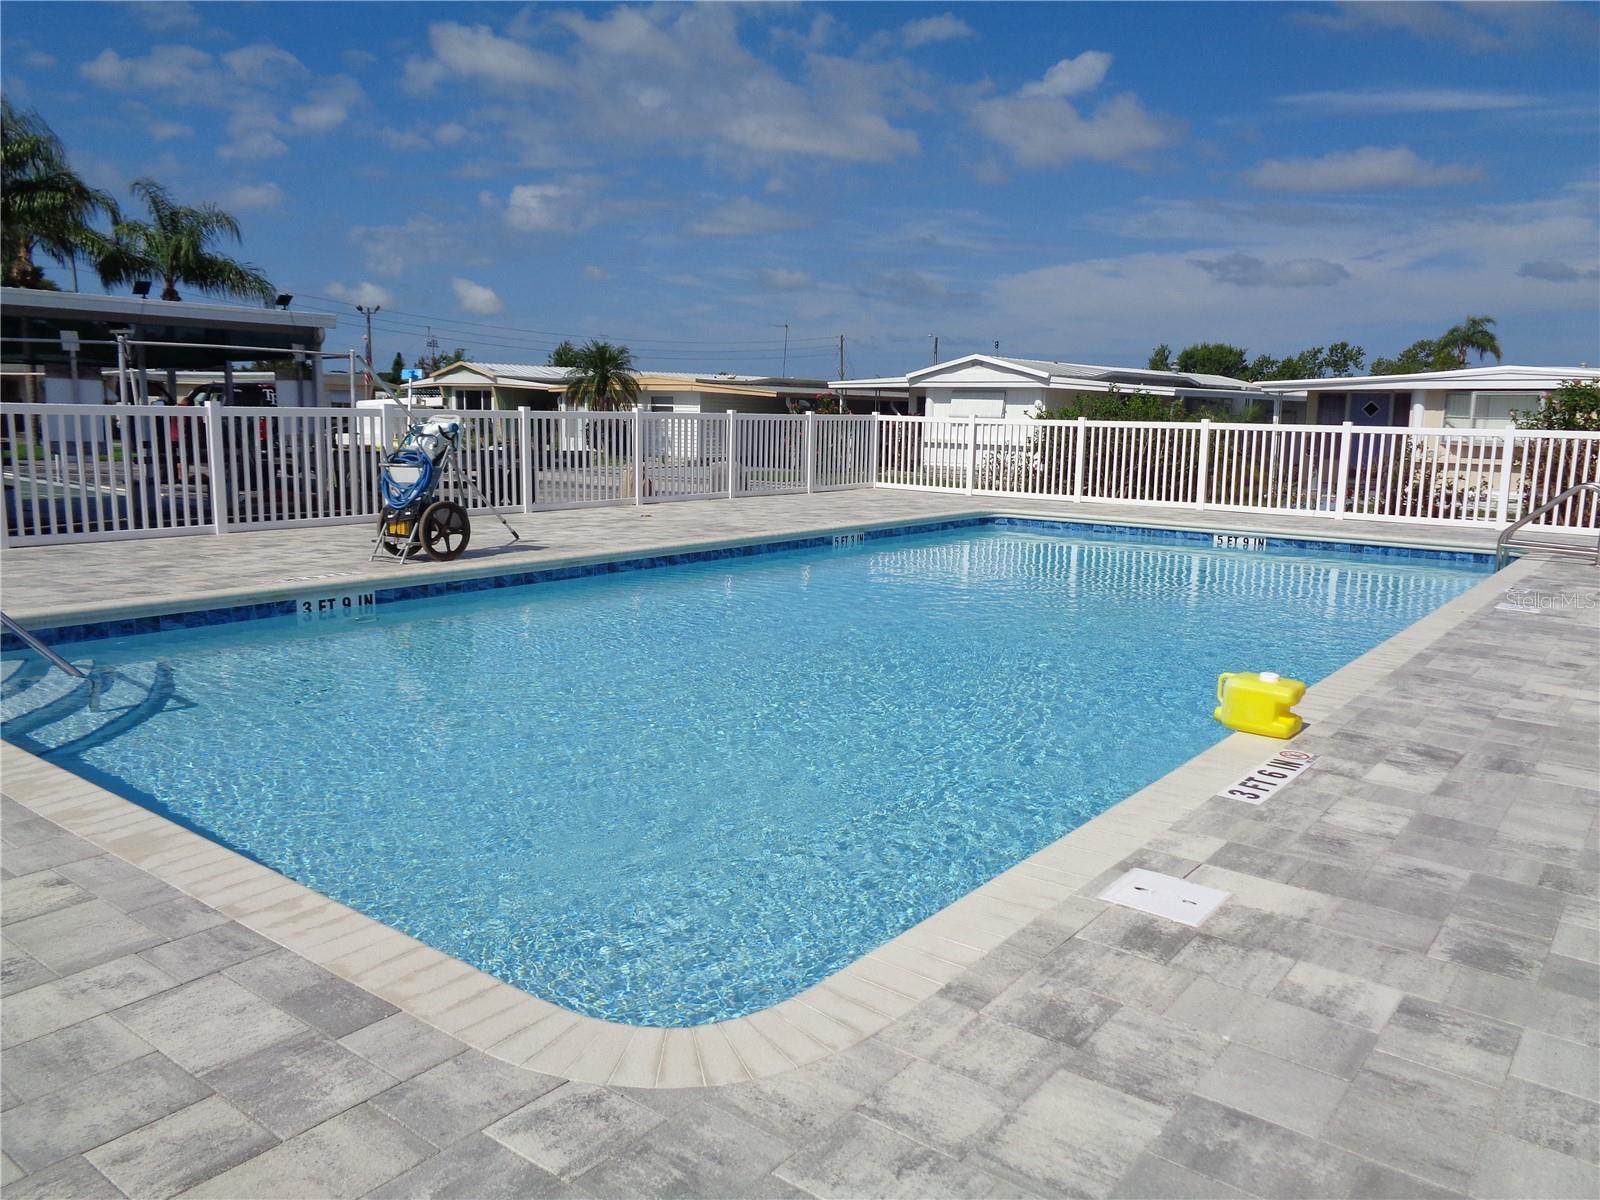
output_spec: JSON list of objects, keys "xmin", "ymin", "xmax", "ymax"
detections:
[{"xmin": 3, "ymin": 404, "xmax": 1596, "ymax": 547}]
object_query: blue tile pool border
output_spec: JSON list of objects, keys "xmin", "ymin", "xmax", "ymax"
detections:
[{"xmin": 2, "ymin": 515, "xmax": 1495, "ymax": 651}]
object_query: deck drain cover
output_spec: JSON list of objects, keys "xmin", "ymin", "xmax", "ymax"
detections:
[{"xmin": 1099, "ymin": 868, "xmax": 1230, "ymax": 926}]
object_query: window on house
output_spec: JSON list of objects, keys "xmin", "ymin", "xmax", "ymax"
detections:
[
  {"xmin": 1274, "ymin": 400, "xmax": 1307, "ymax": 425},
  {"xmin": 455, "ymin": 389, "xmax": 491, "ymax": 410},
  {"xmin": 1443, "ymin": 391, "xmax": 1537, "ymax": 429},
  {"xmin": 650, "ymin": 396, "xmax": 674, "ymax": 411}
]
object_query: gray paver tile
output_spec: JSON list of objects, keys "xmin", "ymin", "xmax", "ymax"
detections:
[
  {"xmin": 1326, "ymin": 898, "xmax": 1441, "ymax": 954},
  {"xmin": 874, "ymin": 995, "xmax": 979, "ymax": 1061},
  {"xmin": 368, "ymin": 1132, "xmax": 578, "ymax": 1199},
  {"xmin": 1510, "ymin": 1030, "xmax": 1600, "ymax": 1103},
  {"xmin": 938, "ymin": 942, "xmax": 1038, "ymax": 1011},
  {"xmin": 1539, "ymin": 951, "xmax": 1600, "ymax": 998},
  {"xmin": 1494, "ymin": 1077, "xmax": 1600, "ymax": 1165},
  {"xmin": 116, "ymin": 974, "xmax": 308, "ymax": 1075},
  {"xmin": 486, "ymin": 1082, "xmax": 665, "ymax": 1179},
  {"xmin": 55, "ymin": 855, "xmax": 180, "ymax": 912},
  {"xmin": 858, "ymin": 1058, "xmax": 1009, "ymax": 1157},
  {"xmin": 0, "ymin": 935, "xmax": 56, "ymax": 998},
  {"xmin": 177, "ymin": 1103, "xmax": 434, "ymax": 1199},
  {"xmin": 1, "ymin": 1013, "xmax": 156, "ymax": 1105},
  {"xmin": 1, "ymin": 870, "xmax": 93, "ymax": 925},
  {"xmin": 1077, "ymin": 905, "xmax": 1199, "ymax": 963},
  {"xmin": 1302, "ymin": 925, "xmax": 1459, "ymax": 1000},
  {"xmin": 0, "ymin": 1155, "xmax": 125, "ymax": 1200},
  {"xmin": 0, "ymin": 828, "xmax": 101, "ymax": 875},
  {"xmin": 370, "ymin": 1048, "xmax": 564, "ymax": 1148},
  {"xmin": 125, "ymin": 894, "xmax": 229, "ymax": 940},
  {"xmin": 338, "ymin": 1012, "xmax": 464, "ymax": 1079},
  {"xmin": 982, "ymin": 968, "xmax": 1121, "ymax": 1049},
  {"xmin": 1168, "ymin": 932, "xmax": 1297, "ymax": 995},
  {"xmin": 0, "ymin": 1052, "xmax": 210, "ymax": 1174},
  {"xmin": 780, "ymin": 1112, "xmax": 1014, "ymax": 1199},
  {"xmin": 1374, "ymin": 994, "xmax": 1521, "ymax": 1087},
  {"xmin": 1270, "ymin": 960, "xmax": 1403, "ymax": 1031},
  {"xmin": 1193, "ymin": 1043, "xmax": 1350, "ymax": 1138},
  {"xmin": 138, "ymin": 922, "xmax": 277, "ymax": 985},
  {"xmin": 1035, "ymin": 937, "xmax": 1194, "ymax": 1010},
  {"xmin": 1446, "ymin": 965, "xmax": 1599, "ymax": 1047},
  {"xmin": 1109, "ymin": 1153, "xmax": 1251, "ymax": 1199},
  {"xmin": 198, "ymin": 1028, "xmax": 399, "ymax": 1140},
  {"xmin": 573, "ymin": 1100, "xmax": 793, "ymax": 1199},
  {"xmin": 1471, "ymin": 1130, "xmax": 1600, "ymax": 1200},
  {"xmin": 0, "ymin": 954, "xmax": 176, "ymax": 1049},
  {"xmin": 925, "ymin": 1013, "xmax": 1071, "ymax": 1101},
  {"xmin": 1150, "ymin": 1094, "xmax": 1366, "ymax": 1199},
  {"xmin": 1429, "ymin": 913, "xmax": 1548, "ymax": 981},
  {"xmin": 225, "ymin": 948, "xmax": 398, "ymax": 1037},
  {"xmin": 2, "ymin": 899, "xmax": 164, "ymax": 976},
  {"xmin": 1323, "ymin": 1050, "xmax": 1498, "ymax": 1192},
  {"xmin": 1453, "ymin": 873, "xmax": 1568, "ymax": 940},
  {"xmin": 973, "ymin": 1069, "xmax": 1168, "ymax": 1198},
  {"xmin": 1065, "ymin": 1007, "xmax": 1227, "ymax": 1108},
  {"xmin": 703, "ymin": 1064, "xmax": 865, "ymax": 1146},
  {"xmin": 84, "ymin": 1095, "xmax": 277, "ymax": 1199}
]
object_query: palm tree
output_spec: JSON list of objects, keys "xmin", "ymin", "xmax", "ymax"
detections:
[
  {"xmin": 562, "ymin": 340, "xmax": 640, "ymax": 410},
  {"xmin": 1436, "ymin": 315, "xmax": 1502, "ymax": 368},
  {"xmin": 97, "ymin": 178, "xmax": 274, "ymax": 303},
  {"xmin": 2, "ymin": 97, "xmax": 119, "ymax": 289}
]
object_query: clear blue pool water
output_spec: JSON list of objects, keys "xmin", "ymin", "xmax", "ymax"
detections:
[{"xmin": 3, "ymin": 527, "xmax": 1487, "ymax": 1024}]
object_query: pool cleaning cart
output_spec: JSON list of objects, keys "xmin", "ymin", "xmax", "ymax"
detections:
[{"xmin": 372, "ymin": 418, "xmax": 519, "ymax": 563}]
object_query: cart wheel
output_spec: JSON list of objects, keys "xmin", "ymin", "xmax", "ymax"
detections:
[{"xmin": 420, "ymin": 500, "xmax": 470, "ymax": 561}]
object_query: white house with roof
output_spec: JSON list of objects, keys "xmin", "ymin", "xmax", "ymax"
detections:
[
  {"xmin": 831, "ymin": 354, "xmax": 1267, "ymax": 419},
  {"xmin": 401, "ymin": 360, "xmax": 830, "ymax": 415},
  {"xmin": 1255, "ymin": 364, "xmax": 1596, "ymax": 428}
]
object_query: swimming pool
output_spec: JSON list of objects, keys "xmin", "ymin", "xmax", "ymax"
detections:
[{"xmin": 3, "ymin": 523, "xmax": 1488, "ymax": 1025}]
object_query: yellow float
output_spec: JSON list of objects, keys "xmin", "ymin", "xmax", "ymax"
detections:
[{"xmin": 1214, "ymin": 671, "xmax": 1305, "ymax": 739}]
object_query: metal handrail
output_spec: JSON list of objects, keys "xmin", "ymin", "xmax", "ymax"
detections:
[
  {"xmin": 1495, "ymin": 481, "xmax": 1600, "ymax": 569},
  {"xmin": 0, "ymin": 612, "xmax": 86, "ymax": 680}
]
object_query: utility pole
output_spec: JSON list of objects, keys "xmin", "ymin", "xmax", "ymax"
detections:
[
  {"xmin": 838, "ymin": 335, "xmax": 845, "ymax": 380},
  {"xmin": 356, "ymin": 304, "xmax": 380, "ymax": 400},
  {"xmin": 929, "ymin": 333, "xmax": 939, "ymax": 364}
]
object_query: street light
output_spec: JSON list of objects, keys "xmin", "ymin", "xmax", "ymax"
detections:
[{"xmin": 355, "ymin": 304, "xmax": 381, "ymax": 401}]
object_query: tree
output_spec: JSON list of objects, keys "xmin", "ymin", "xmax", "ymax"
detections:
[
  {"xmin": 382, "ymin": 352, "xmax": 405, "ymax": 384},
  {"xmin": 2, "ymin": 97, "xmax": 119, "ymax": 289},
  {"xmin": 1512, "ymin": 379, "xmax": 1600, "ymax": 431},
  {"xmin": 96, "ymin": 178, "xmax": 274, "ymax": 303},
  {"xmin": 547, "ymin": 340, "xmax": 581, "ymax": 368},
  {"xmin": 1372, "ymin": 338, "xmax": 1444, "ymax": 375},
  {"xmin": 1323, "ymin": 341, "xmax": 1365, "ymax": 377},
  {"xmin": 1146, "ymin": 343, "xmax": 1173, "ymax": 371},
  {"xmin": 562, "ymin": 339, "xmax": 639, "ymax": 411},
  {"xmin": 1436, "ymin": 314, "xmax": 1502, "ymax": 368},
  {"xmin": 1176, "ymin": 342, "xmax": 1249, "ymax": 379},
  {"xmin": 416, "ymin": 347, "xmax": 466, "ymax": 375}
]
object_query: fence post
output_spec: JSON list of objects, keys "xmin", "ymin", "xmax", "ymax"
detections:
[
  {"xmin": 632, "ymin": 406, "xmax": 644, "ymax": 506},
  {"xmin": 1495, "ymin": 426, "xmax": 1516, "ymax": 525},
  {"xmin": 1195, "ymin": 418, "xmax": 1211, "ymax": 511},
  {"xmin": 520, "ymin": 406, "xmax": 533, "ymax": 513},
  {"xmin": 804, "ymin": 410, "xmax": 817, "ymax": 494},
  {"xmin": 203, "ymin": 400, "xmax": 227, "ymax": 533},
  {"xmin": 1072, "ymin": 417, "xmax": 1087, "ymax": 502},
  {"xmin": 727, "ymin": 409, "xmax": 737, "ymax": 498},
  {"xmin": 1332, "ymin": 421, "xmax": 1353, "ymax": 520},
  {"xmin": 870, "ymin": 413, "xmax": 880, "ymax": 486},
  {"xmin": 965, "ymin": 415, "xmax": 977, "ymax": 495}
]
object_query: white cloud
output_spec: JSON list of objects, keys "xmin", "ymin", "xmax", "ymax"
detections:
[
  {"xmin": 147, "ymin": 119, "xmax": 192, "ymax": 141},
  {"xmin": 25, "ymin": 51, "xmax": 56, "ymax": 69},
  {"xmin": 81, "ymin": 44, "xmax": 214, "ymax": 90},
  {"xmin": 403, "ymin": 22, "xmax": 563, "ymax": 94},
  {"xmin": 434, "ymin": 122, "xmax": 468, "ymax": 145},
  {"xmin": 289, "ymin": 77, "xmax": 363, "ymax": 133},
  {"xmin": 687, "ymin": 197, "xmax": 810, "ymax": 237},
  {"xmin": 503, "ymin": 182, "xmax": 591, "ymax": 233},
  {"xmin": 1293, "ymin": 1, "xmax": 1594, "ymax": 54},
  {"xmin": 125, "ymin": 1, "xmax": 201, "ymax": 31},
  {"xmin": 972, "ymin": 53, "xmax": 1177, "ymax": 169},
  {"xmin": 325, "ymin": 281, "xmax": 394, "ymax": 308},
  {"xmin": 1189, "ymin": 253, "xmax": 1351, "ymax": 288},
  {"xmin": 351, "ymin": 215, "xmax": 461, "ymax": 276},
  {"xmin": 900, "ymin": 14, "xmax": 976, "ymax": 49},
  {"xmin": 1019, "ymin": 51, "xmax": 1112, "ymax": 99},
  {"xmin": 1244, "ymin": 146, "xmax": 1481, "ymax": 192},
  {"xmin": 1278, "ymin": 88, "xmax": 1538, "ymax": 113},
  {"xmin": 221, "ymin": 43, "xmax": 305, "ymax": 78},
  {"xmin": 221, "ymin": 182, "xmax": 285, "ymax": 209},
  {"xmin": 451, "ymin": 277, "xmax": 504, "ymax": 315},
  {"xmin": 757, "ymin": 267, "xmax": 813, "ymax": 290},
  {"xmin": 582, "ymin": 264, "xmax": 608, "ymax": 280},
  {"xmin": 217, "ymin": 130, "xmax": 289, "ymax": 161}
]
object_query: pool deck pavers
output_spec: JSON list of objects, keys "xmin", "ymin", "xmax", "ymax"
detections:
[{"xmin": 2, "ymin": 490, "xmax": 1597, "ymax": 1199}]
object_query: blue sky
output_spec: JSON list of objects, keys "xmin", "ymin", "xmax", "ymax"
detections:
[{"xmin": 4, "ymin": 0, "xmax": 1597, "ymax": 378}]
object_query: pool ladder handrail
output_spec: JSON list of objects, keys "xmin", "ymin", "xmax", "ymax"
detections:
[
  {"xmin": 1495, "ymin": 481, "xmax": 1600, "ymax": 570},
  {"xmin": 1, "ymin": 611, "xmax": 86, "ymax": 680}
]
